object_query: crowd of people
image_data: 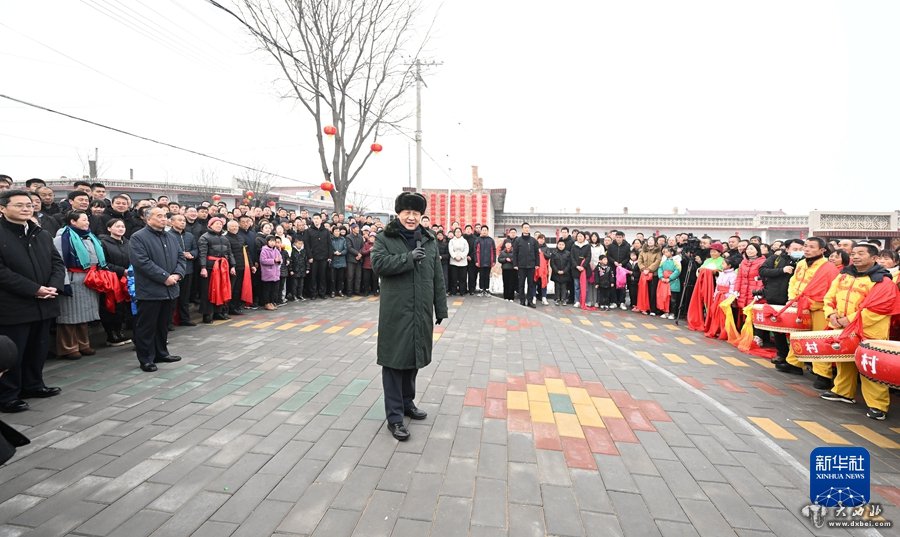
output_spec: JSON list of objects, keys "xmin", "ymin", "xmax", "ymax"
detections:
[{"xmin": 1, "ymin": 174, "xmax": 899, "ymax": 422}]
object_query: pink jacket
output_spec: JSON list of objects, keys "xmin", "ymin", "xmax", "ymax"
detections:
[{"xmin": 258, "ymin": 245, "xmax": 282, "ymax": 282}]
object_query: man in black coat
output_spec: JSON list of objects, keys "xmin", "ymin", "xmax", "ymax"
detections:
[
  {"xmin": 512, "ymin": 222, "xmax": 540, "ymax": 308},
  {"xmin": 0, "ymin": 190, "xmax": 66, "ymax": 412},
  {"xmin": 305, "ymin": 213, "xmax": 332, "ymax": 299},
  {"xmin": 758, "ymin": 239, "xmax": 802, "ymax": 363},
  {"xmin": 168, "ymin": 214, "xmax": 198, "ymax": 326},
  {"xmin": 101, "ymin": 195, "xmax": 141, "ymax": 238},
  {"xmin": 463, "ymin": 225, "xmax": 477, "ymax": 295},
  {"xmin": 129, "ymin": 207, "xmax": 186, "ymax": 372}
]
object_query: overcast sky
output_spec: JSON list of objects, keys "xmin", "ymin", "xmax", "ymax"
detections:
[{"xmin": 2, "ymin": 1, "xmax": 899, "ymax": 214}]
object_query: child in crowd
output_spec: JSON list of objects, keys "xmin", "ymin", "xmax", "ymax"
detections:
[
  {"xmin": 361, "ymin": 234, "xmax": 376, "ymax": 296},
  {"xmin": 593, "ymin": 255, "xmax": 615, "ymax": 310},
  {"xmin": 550, "ymin": 240, "xmax": 572, "ymax": 306},
  {"xmin": 626, "ymin": 251, "xmax": 640, "ymax": 311},
  {"xmin": 657, "ymin": 247, "xmax": 681, "ymax": 319},
  {"xmin": 277, "ymin": 237, "xmax": 290, "ymax": 304},
  {"xmin": 258, "ymin": 235, "xmax": 282, "ymax": 311},
  {"xmin": 289, "ymin": 239, "xmax": 308, "ymax": 301}
]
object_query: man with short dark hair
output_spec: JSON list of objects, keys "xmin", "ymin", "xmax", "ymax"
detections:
[
  {"xmin": 0, "ymin": 175, "xmax": 12, "ymax": 190},
  {"xmin": 90, "ymin": 183, "xmax": 109, "ymax": 206},
  {"xmin": 474, "ymin": 225, "xmax": 496, "ymax": 296},
  {"xmin": 25, "ymin": 178, "xmax": 45, "ymax": 191},
  {"xmin": 513, "ymin": 222, "xmax": 539, "ymax": 308},
  {"xmin": 606, "ymin": 231, "xmax": 631, "ymax": 309},
  {"xmin": 306, "ymin": 213, "xmax": 331, "ymax": 299},
  {"xmin": 168, "ymin": 214, "xmax": 198, "ymax": 326},
  {"xmin": 463, "ymin": 224, "xmax": 477, "ymax": 294}
]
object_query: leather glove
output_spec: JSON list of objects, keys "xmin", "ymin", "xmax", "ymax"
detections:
[
  {"xmin": 435, "ymin": 318, "xmax": 444, "ymax": 325},
  {"xmin": 411, "ymin": 247, "xmax": 426, "ymax": 261}
]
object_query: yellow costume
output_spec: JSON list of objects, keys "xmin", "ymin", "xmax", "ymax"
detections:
[{"xmin": 785, "ymin": 257, "xmax": 834, "ymax": 378}]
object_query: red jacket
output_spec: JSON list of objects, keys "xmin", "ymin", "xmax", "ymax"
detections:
[{"xmin": 736, "ymin": 256, "xmax": 765, "ymax": 308}]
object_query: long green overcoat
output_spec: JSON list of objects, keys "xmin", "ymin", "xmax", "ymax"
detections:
[{"xmin": 372, "ymin": 220, "xmax": 448, "ymax": 370}]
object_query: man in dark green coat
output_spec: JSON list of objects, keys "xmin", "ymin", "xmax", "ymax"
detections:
[{"xmin": 372, "ymin": 192, "xmax": 448, "ymax": 441}]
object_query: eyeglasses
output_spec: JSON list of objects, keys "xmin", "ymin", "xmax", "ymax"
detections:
[{"xmin": 5, "ymin": 203, "xmax": 34, "ymax": 209}]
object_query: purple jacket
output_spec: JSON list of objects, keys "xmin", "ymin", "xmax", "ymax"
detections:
[{"xmin": 258, "ymin": 245, "xmax": 282, "ymax": 282}]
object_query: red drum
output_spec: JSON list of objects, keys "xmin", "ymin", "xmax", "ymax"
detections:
[
  {"xmin": 855, "ymin": 340, "xmax": 900, "ymax": 389},
  {"xmin": 751, "ymin": 304, "xmax": 811, "ymax": 333},
  {"xmin": 790, "ymin": 330, "xmax": 859, "ymax": 362}
]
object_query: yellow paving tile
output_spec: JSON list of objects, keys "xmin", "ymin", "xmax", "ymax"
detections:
[
  {"xmin": 691, "ymin": 354, "xmax": 717, "ymax": 365},
  {"xmin": 567, "ymin": 387, "xmax": 592, "ymax": 405},
  {"xmin": 721, "ymin": 356, "xmax": 749, "ymax": 367},
  {"xmin": 574, "ymin": 403, "xmax": 605, "ymax": 428},
  {"xmin": 665, "ymin": 324, "xmax": 680, "ymax": 331},
  {"xmin": 212, "ymin": 319, "xmax": 231, "ymax": 326},
  {"xmin": 348, "ymin": 327, "xmax": 368, "ymax": 336},
  {"xmin": 675, "ymin": 337, "xmax": 694, "ymax": 345},
  {"xmin": 634, "ymin": 351, "xmax": 656, "ymax": 361},
  {"xmin": 794, "ymin": 421, "xmax": 851, "ymax": 445},
  {"xmin": 600, "ymin": 321, "xmax": 614, "ymax": 328},
  {"xmin": 453, "ymin": 300, "xmax": 463, "ymax": 306},
  {"xmin": 545, "ymin": 378, "xmax": 568, "ymax": 394},
  {"xmin": 621, "ymin": 322, "xmax": 635, "ymax": 329},
  {"xmin": 253, "ymin": 321, "xmax": 275, "ymax": 329},
  {"xmin": 749, "ymin": 417, "xmax": 797, "ymax": 440},
  {"xmin": 752, "ymin": 358, "xmax": 776, "ymax": 369},
  {"xmin": 300, "ymin": 323, "xmax": 323, "ymax": 332},
  {"xmin": 641, "ymin": 323, "xmax": 658, "ymax": 330},
  {"xmin": 559, "ymin": 317, "xmax": 572, "ymax": 324},
  {"xmin": 432, "ymin": 333, "xmax": 441, "ymax": 342},
  {"xmin": 507, "ymin": 391, "xmax": 530, "ymax": 411},
  {"xmin": 843, "ymin": 425, "xmax": 900, "ymax": 449},
  {"xmin": 324, "ymin": 325, "xmax": 345, "ymax": 334},
  {"xmin": 276, "ymin": 323, "xmax": 298, "ymax": 331},
  {"xmin": 530, "ymin": 401, "xmax": 555, "ymax": 423},
  {"xmin": 579, "ymin": 319, "xmax": 593, "ymax": 326},
  {"xmin": 555, "ymin": 413, "xmax": 586, "ymax": 438},
  {"xmin": 626, "ymin": 334, "xmax": 644, "ymax": 342},
  {"xmin": 231, "ymin": 320, "xmax": 254, "ymax": 327},
  {"xmin": 592, "ymin": 397, "xmax": 624, "ymax": 419},
  {"xmin": 527, "ymin": 384, "xmax": 550, "ymax": 403},
  {"xmin": 663, "ymin": 353, "xmax": 687, "ymax": 364},
  {"xmin": 892, "ymin": 428, "xmax": 900, "ymax": 435}
]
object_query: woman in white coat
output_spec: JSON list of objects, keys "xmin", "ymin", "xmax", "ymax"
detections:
[{"xmin": 448, "ymin": 227, "xmax": 469, "ymax": 296}]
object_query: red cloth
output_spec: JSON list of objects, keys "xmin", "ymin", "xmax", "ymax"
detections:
[
  {"xmin": 838, "ymin": 278, "xmax": 900, "ymax": 341},
  {"xmin": 637, "ymin": 272, "xmax": 652, "ymax": 312},
  {"xmin": 735, "ymin": 301, "xmax": 777, "ymax": 358},
  {"xmin": 656, "ymin": 272, "xmax": 672, "ymax": 313},
  {"xmin": 241, "ymin": 247, "xmax": 253, "ymax": 305},
  {"xmin": 760, "ymin": 261, "xmax": 839, "ymax": 322},
  {"xmin": 207, "ymin": 256, "xmax": 232, "ymax": 306},
  {"xmin": 83, "ymin": 266, "xmax": 127, "ymax": 313},
  {"xmin": 704, "ymin": 285, "xmax": 731, "ymax": 339},
  {"xmin": 687, "ymin": 269, "xmax": 716, "ymax": 331},
  {"xmin": 578, "ymin": 270, "xmax": 596, "ymax": 311},
  {"xmin": 535, "ymin": 249, "xmax": 550, "ymax": 284}
]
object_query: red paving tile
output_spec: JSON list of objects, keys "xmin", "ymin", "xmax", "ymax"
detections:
[
  {"xmin": 486, "ymin": 381, "xmax": 507, "ymax": 399},
  {"xmin": 507, "ymin": 409, "xmax": 532, "ymax": 433},
  {"xmin": 637, "ymin": 400, "xmax": 672, "ymax": 422},
  {"xmin": 525, "ymin": 371, "xmax": 544, "ymax": 384},
  {"xmin": 434, "ymin": 326, "xmax": 445, "ymax": 334},
  {"xmin": 603, "ymin": 332, "xmax": 619, "ymax": 340},
  {"xmin": 583, "ymin": 381, "xmax": 609, "ymax": 398},
  {"xmin": 873, "ymin": 485, "xmax": 900, "ymax": 507},
  {"xmin": 541, "ymin": 365, "xmax": 561, "ymax": 378},
  {"xmin": 484, "ymin": 398, "xmax": 508, "ymax": 419},
  {"xmin": 604, "ymin": 417, "xmax": 639, "ymax": 443},
  {"xmin": 583, "ymin": 426, "xmax": 619, "ymax": 455},
  {"xmin": 786, "ymin": 383, "xmax": 820, "ymax": 398},
  {"xmin": 533, "ymin": 422, "xmax": 562, "ymax": 451},
  {"xmin": 507, "ymin": 376, "xmax": 526, "ymax": 391},
  {"xmin": 561, "ymin": 437, "xmax": 598, "ymax": 470},
  {"xmin": 750, "ymin": 381, "xmax": 784, "ymax": 396},
  {"xmin": 621, "ymin": 407, "xmax": 656, "ymax": 432},
  {"xmin": 608, "ymin": 390, "xmax": 640, "ymax": 409},
  {"xmin": 680, "ymin": 376, "xmax": 705, "ymax": 390},
  {"xmin": 561, "ymin": 373, "xmax": 582, "ymax": 387},
  {"xmin": 463, "ymin": 388, "xmax": 485, "ymax": 407},
  {"xmin": 715, "ymin": 379, "xmax": 746, "ymax": 393},
  {"xmin": 652, "ymin": 335, "xmax": 667, "ymax": 344}
]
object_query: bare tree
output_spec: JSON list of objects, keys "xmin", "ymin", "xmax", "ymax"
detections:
[
  {"xmin": 237, "ymin": 167, "xmax": 274, "ymax": 207},
  {"xmin": 195, "ymin": 168, "xmax": 221, "ymax": 196},
  {"xmin": 209, "ymin": 0, "xmax": 430, "ymax": 213},
  {"xmin": 344, "ymin": 190, "xmax": 375, "ymax": 215}
]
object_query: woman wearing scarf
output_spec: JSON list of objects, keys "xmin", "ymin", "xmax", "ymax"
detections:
[
  {"xmin": 99, "ymin": 218, "xmax": 132, "ymax": 346},
  {"xmin": 198, "ymin": 217, "xmax": 236, "ymax": 324},
  {"xmin": 52, "ymin": 211, "xmax": 105, "ymax": 359}
]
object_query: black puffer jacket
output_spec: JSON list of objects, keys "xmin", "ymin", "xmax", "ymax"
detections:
[
  {"xmin": 198, "ymin": 232, "xmax": 235, "ymax": 269},
  {"xmin": 225, "ymin": 232, "xmax": 247, "ymax": 270},
  {"xmin": 606, "ymin": 241, "xmax": 630, "ymax": 267},
  {"xmin": 512, "ymin": 234, "xmax": 539, "ymax": 269},
  {"xmin": 0, "ymin": 218, "xmax": 66, "ymax": 325},
  {"xmin": 305, "ymin": 224, "xmax": 331, "ymax": 261},
  {"xmin": 758, "ymin": 252, "xmax": 796, "ymax": 305},
  {"xmin": 99, "ymin": 235, "xmax": 130, "ymax": 277},
  {"xmin": 550, "ymin": 249, "xmax": 573, "ymax": 283},
  {"xmin": 436, "ymin": 238, "xmax": 450, "ymax": 266}
]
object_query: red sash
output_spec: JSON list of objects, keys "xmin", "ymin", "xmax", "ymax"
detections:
[
  {"xmin": 83, "ymin": 265, "xmax": 127, "ymax": 313},
  {"xmin": 687, "ymin": 269, "xmax": 716, "ymax": 331},
  {"xmin": 579, "ymin": 270, "xmax": 596, "ymax": 311},
  {"xmin": 656, "ymin": 271, "xmax": 672, "ymax": 312},
  {"xmin": 761, "ymin": 260, "xmax": 839, "ymax": 322},
  {"xmin": 241, "ymin": 247, "xmax": 253, "ymax": 305},
  {"xmin": 208, "ymin": 256, "xmax": 232, "ymax": 306},
  {"xmin": 637, "ymin": 272, "xmax": 653, "ymax": 311},
  {"xmin": 836, "ymin": 278, "xmax": 900, "ymax": 341}
]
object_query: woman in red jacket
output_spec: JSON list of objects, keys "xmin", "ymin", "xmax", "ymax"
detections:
[{"xmin": 735, "ymin": 243, "xmax": 765, "ymax": 309}]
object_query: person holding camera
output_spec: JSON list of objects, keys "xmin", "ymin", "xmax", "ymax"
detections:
[{"xmin": 757, "ymin": 239, "xmax": 803, "ymax": 361}]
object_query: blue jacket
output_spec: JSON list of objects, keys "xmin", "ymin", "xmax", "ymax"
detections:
[
  {"xmin": 330, "ymin": 236, "xmax": 348, "ymax": 269},
  {"xmin": 130, "ymin": 226, "xmax": 186, "ymax": 301}
]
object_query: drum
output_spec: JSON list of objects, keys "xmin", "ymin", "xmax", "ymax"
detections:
[
  {"xmin": 789, "ymin": 330, "xmax": 859, "ymax": 362},
  {"xmin": 855, "ymin": 340, "xmax": 900, "ymax": 389},
  {"xmin": 751, "ymin": 304, "xmax": 811, "ymax": 333}
]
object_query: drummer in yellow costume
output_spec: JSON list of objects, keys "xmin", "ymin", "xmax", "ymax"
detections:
[
  {"xmin": 820, "ymin": 244, "xmax": 897, "ymax": 420},
  {"xmin": 775, "ymin": 238, "xmax": 839, "ymax": 389}
]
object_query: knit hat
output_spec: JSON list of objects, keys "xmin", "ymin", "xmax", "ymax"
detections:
[
  {"xmin": 710, "ymin": 242, "xmax": 724, "ymax": 253},
  {"xmin": 394, "ymin": 192, "xmax": 427, "ymax": 214},
  {"xmin": 207, "ymin": 217, "xmax": 225, "ymax": 228}
]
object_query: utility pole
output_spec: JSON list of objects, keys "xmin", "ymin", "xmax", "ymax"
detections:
[{"xmin": 412, "ymin": 59, "xmax": 442, "ymax": 191}]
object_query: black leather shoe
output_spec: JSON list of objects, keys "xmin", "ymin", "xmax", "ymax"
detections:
[
  {"xmin": 203, "ymin": 315, "xmax": 213, "ymax": 324},
  {"xmin": 155, "ymin": 355, "xmax": 182, "ymax": 363},
  {"xmin": 775, "ymin": 362, "xmax": 804, "ymax": 375},
  {"xmin": 20, "ymin": 386, "xmax": 61, "ymax": 399},
  {"xmin": 387, "ymin": 422, "xmax": 410, "ymax": 441},
  {"xmin": 180, "ymin": 321, "xmax": 197, "ymax": 327},
  {"xmin": 229, "ymin": 309, "xmax": 244, "ymax": 316},
  {"xmin": 140, "ymin": 363, "xmax": 158, "ymax": 372},
  {"xmin": 1, "ymin": 400, "xmax": 29, "ymax": 413},
  {"xmin": 527, "ymin": 302, "xmax": 536, "ymax": 308},
  {"xmin": 404, "ymin": 407, "xmax": 427, "ymax": 420}
]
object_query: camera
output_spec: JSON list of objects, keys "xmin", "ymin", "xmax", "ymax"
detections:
[
  {"xmin": 682, "ymin": 233, "xmax": 702, "ymax": 257},
  {"xmin": 751, "ymin": 288, "xmax": 765, "ymax": 298}
]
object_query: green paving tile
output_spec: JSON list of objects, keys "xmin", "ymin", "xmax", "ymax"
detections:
[
  {"xmin": 265, "ymin": 372, "xmax": 301, "ymax": 389},
  {"xmin": 549, "ymin": 393, "xmax": 575, "ymax": 414},
  {"xmin": 82, "ymin": 371, "xmax": 142, "ymax": 392},
  {"xmin": 320, "ymin": 394, "xmax": 357, "ymax": 416},
  {"xmin": 156, "ymin": 381, "xmax": 203, "ymax": 400},
  {"xmin": 118, "ymin": 377, "xmax": 167, "ymax": 396},
  {"xmin": 278, "ymin": 390, "xmax": 316, "ymax": 412},
  {"xmin": 340, "ymin": 378, "xmax": 371, "ymax": 396},
  {"xmin": 228, "ymin": 370, "xmax": 264, "ymax": 386},
  {"xmin": 194, "ymin": 384, "xmax": 241, "ymax": 404},
  {"xmin": 54, "ymin": 371, "xmax": 99, "ymax": 387},
  {"xmin": 156, "ymin": 364, "xmax": 199, "ymax": 380},
  {"xmin": 194, "ymin": 364, "xmax": 239, "ymax": 383},
  {"xmin": 235, "ymin": 387, "xmax": 279, "ymax": 407},
  {"xmin": 364, "ymin": 396, "xmax": 385, "ymax": 420},
  {"xmin": 300, "ymin": 375, "xmax": 335, "ymax": 393}
]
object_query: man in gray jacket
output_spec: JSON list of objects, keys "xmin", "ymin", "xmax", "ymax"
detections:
[{"xmin": 129, "ymin": 207, "xmax": 186, "ymax": 372}]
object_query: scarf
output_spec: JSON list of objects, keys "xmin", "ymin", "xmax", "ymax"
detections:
[
  {"xmin": 61, "ymin": 226, "xmax": 106, "ymax": 270},
  {"xmin": 397, "ymin": 226, "xmax": 419, "ymax": 250}
]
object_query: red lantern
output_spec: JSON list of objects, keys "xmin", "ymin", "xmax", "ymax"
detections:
[
  {"xmin": 245, "ymin": 190, "xmax": 254, "ymax": 198},
  {"xmin": 323, "ymin": 125, "xmax": 337, "ymax": 137},
  {"xmin": 370, "ymin": 143, "xmax": 382, "ymax": 153},
  {"xmin": 321, "ymin": 181, "xmax": 334, "ymax": 192},
  {"xmin": 346, "ymin": 204, "xmax": 354, "ymax": 210},
  {"xmin": 268, "ymin": 200, "xmax": 277, "ymax": 207},
  {"xmin": 211, "ymin": 194, "xmax": 221, "ymax": 202}
]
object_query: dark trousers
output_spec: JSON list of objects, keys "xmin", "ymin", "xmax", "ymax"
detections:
[
  {"xmin": 346, "ymin": 263, "xmax": 361, "ymax": 295},
  {"xmin": 199, "ymin": 275, "xmax": 226, "ymax": 316},
  {"xmin": 449, "ymin": 265, "xmax": 467, "ymax": 295},
  {"xmin": 627, "ymin": 281, "xmax": 638, "ymax": 308},
  {"xmin": 229, "ymin": 269, "xmax": 244, "ymax": 311},
  {"xmin": 309, "ymin": 259, "xmax": 327, "ymax": 297},
  {"xmin": 261, "ymin": 281, "xmax": 279, "ymax": 305},
  {"xmin": 647, "ymin": 275, "xmax": 660, "ymax": 314},
  {"xmin": 99, "ymin": 295, "xmax": 129, "ymax": 334},
  {"xmin": 517, "ymin": 267, "xmax": 536, "ymax": 304},
  {"xmin": 190, "ymin": 262, "xmax": 201, "ymax": 301},
  {"xmin": 176, "ymin": 272, "xmax": 193, "ymax": 324},
  {"xmin": 597, "ymin": 287, "xmax": 613, "ymax": 306},
  {"xmin": 772, "ymin": 332, "xmax": 790, "ymax": 360},
  {"xmin": 478, "ymin": 267, "xmax": 491, "ymax": 292},
  {"xmin": 614, "ymin": 287, "xmax": 626, "ymax": 306},
  {"xmin": 441, "ymin": 264, "xmax": 449, "ymax": 292},
  {"xmin": 667, "ymin": 291, "xmax": 681, "ymax": 315},
  {"xmin": 251, "ymin": 268, "xmax": 262, "ymax": 305},
  {"xmin": 331, "ymin": 267, "xmax": 346, "ymax": 295},
  {"xmin": 554, "ymin": 280, "xmax": 568, "ymax": 302},
  {"xmin": 133, "ymin": 299, "xmax": 174, "ymax": 366},
  {"xmin": 362, "ymin": 269, "xmax": 375, "ymax": 295},
  {"xmin": 502, "ymin": 269, "xmax": 517, "ymax": 300},
  {"xmin": 288, "ymin": 275, "xmax": 303, "ymax": 299},
  {"xmin": 382, "ymin": 366, "xmax": 418, "ymax": 425},
  {"xmin": 467, "ymin": 263, "xmax": 478, "ymax": 294},
  {"xmin": 0, "ymin": 319, "xmax": 52, "ymax": 402}
]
